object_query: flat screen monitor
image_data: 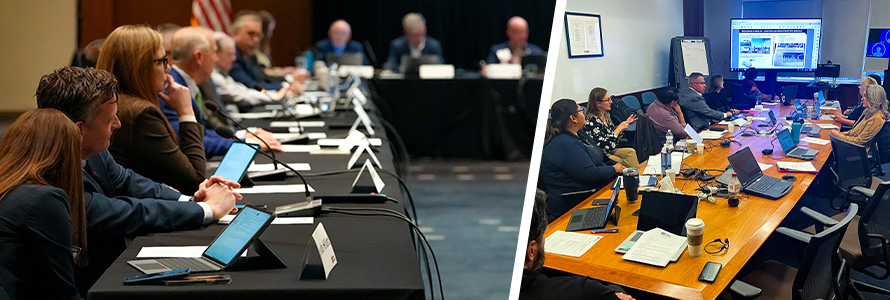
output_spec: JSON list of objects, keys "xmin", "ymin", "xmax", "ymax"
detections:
[
  {"xmin": 730, "ymin": 18, "xmax": 822, "ymax": 71},
  {"xmin": 866, "ymin": 28, "xmax": 890, "ymax": 58}
]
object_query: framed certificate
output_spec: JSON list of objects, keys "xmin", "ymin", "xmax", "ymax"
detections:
[{"xmin": 564, "ymin": 12, "xmax": 603, "ymax": 58}]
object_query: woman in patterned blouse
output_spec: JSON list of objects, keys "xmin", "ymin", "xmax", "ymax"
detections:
[{"xmin": 582, "ymin": 87, "xmax": 640, "ymax": 167}]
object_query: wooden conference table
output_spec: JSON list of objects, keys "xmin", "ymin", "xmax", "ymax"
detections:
[{"xmin": 543, "ymin": 102, "xmax": 838, "ymax": 300}]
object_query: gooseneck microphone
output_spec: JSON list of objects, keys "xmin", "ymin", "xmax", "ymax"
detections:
[
  {"xmin": 215, "ymin": 126, "xmax": 312, "ymax": 203},
  {"xmin": 205, "ymin": 101, "xmax": 277, "ymax": 170}
]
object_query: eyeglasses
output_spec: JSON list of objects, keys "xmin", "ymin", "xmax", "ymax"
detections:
[
  {"xmin": 577, "ymin": 106, "xmax": 587, "ymax": 115},
  {"xmin": 693, "ymin": 81, "xmax": 706, "ymax": 85},
  {"xmin": 599, "ymin": 98, "xmax": 613, "ymax": 103},
  {"xmin": 153, "ymin": 56, "xmax": 168, "ymax": 68},
  {"xmin": 705, "ymin": 238, "xmax": 730, "ymax": 254}
]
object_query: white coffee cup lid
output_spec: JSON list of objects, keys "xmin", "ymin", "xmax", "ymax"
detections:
[{"xmin": 686, "ymin": 218, "xmax": 704, "ymax": 229}]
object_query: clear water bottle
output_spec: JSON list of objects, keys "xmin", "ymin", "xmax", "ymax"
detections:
[
  {"xmin": 665, "ymin": 130, "xmax": 674, "ymax": 152},
  {"xmin": 728, "ymin": 173, "xmax": 741, "ymax": 207},
  {"xmin": 328, "ymin": 64, "xmax": 340, "ymax": 100}
]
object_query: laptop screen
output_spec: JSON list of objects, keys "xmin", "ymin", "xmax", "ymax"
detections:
[
  {"xmin": 776, "ymin": 129, "xmax": 796, "ymax": 153},
  {"xmin": 727, "ymin": 147, "xmax": 763, "ymax": 185},
  {"xmin": 213, "ymin": 142, "xmax": 259, "ymax": 182},
  {"xmin": 203, "ymin": 206, "xmax": 273, "ymax": 265},
  {"xmin": 818, "ymin": 90, "xmax": 826, "ymax": 105}
]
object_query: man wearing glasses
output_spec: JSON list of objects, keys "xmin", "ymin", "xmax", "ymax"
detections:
[{"xmin": 679, "ymin": 72, "xmax": 734, "ymax": 131}]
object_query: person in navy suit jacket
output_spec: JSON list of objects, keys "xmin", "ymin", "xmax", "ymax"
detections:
[
  {"xmin": 315, "ymin": 19, "xmax": 370, "ymax": 65},
  {"xmin": 230, "ymin": 13, "xmax": 287, "ymax": 91},
  {"xmin": 384, "ymin": 13, "xmax": 445, "ymax": 72},
  {"xmin": 36, "ymin": 66, "xmax": 241, "ymax": 296},
  {"xmin": 539, "ymin": 99, "xmax": 626, "ymax": 218},
  {"xmin": 486, "ymin": 16, "xmax": 545, "ymax": 64}
]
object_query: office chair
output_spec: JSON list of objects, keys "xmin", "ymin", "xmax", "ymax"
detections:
[
  {"xmin": 735, "ymin": 203, "xmax": 858, "ymax": 300},
  {"xmin": 621, "ymin": 95, "xmax": 642, "ymax": 111},
  {"xmin": 731, "ymin": 83, "xmax": 755, "ymax": 110},
  {"xmin": 869, "ymin": 120, "xmax": 890, "ymax": 177},
  {"xmin": 830, "ymin": 181, "xmax": 890, "ymax": 298},
  {"xmin": 829, "ymin": 135, "xmax": 872, "ymax": 210},
  {"xmin": 640, "ymin": 91, "xmax": 657, "ymax": 112}
]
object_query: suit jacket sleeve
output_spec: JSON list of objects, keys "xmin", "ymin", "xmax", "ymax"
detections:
[
  {"xmin": 23, "ymin": 187, "xmax": 81, "ymax": 300},
  {"xmin": 486, "ymin": 45, "xmax": 499, "ymax": 64},
  {"xmin": 229, "ymin": 57, "xmax": 258, "ymax": 90},
  {"xmin": 385, "ymin": 40, "xmax": 401, "ymax": 71},
  {"xmin": 126, "ymin": 106, "xmax": 206, "ymax": 194},
  {"xmin": 687, "ymin": 94, "xmax": 725, "ymax": 120},
  {"xmin": 558, "ymin": 138, "xmax": 617, "ymax": 185},
  {"xmin": 84, "ymin": 192, "xmax": 204, "ymax": 239},
  {"xmin": 99, "ymin": 151, "xmax": 182, "ymax": 200}
]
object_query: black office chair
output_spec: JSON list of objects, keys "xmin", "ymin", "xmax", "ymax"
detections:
[
  {"xmin": 829, "ymin": 135, "xmax": 873, "ymax": 210},
  {"xmin": 735, "ymin": 203, "xmax": 858, "ymax": 300},
  {"xmin": 832, "ymin": 181, "xmax": 890, "ymax": 298},
  {"xmin": 869, "ymin": 120, "xmax": 890, "ymax": 176},
  {"xmin": 731, "ymin": 83, "xmax": 755, "ymax": 110}
]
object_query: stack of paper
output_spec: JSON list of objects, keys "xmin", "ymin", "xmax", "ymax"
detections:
[
  {"xmin": 544, "ymin": 230, "xmax": 602, "ymax": 257},
  {"xmin": 777, "ymin": 161, "xmax": 818, "ymax": 173},
  {"xmin": 699, "ymin": 131, "xmax": 724, "ymax": 140},
  {"xmin": 621, "ymin": 228, "xmax": 688, "ymax": 267},
  {"xmin": 816, "ymin": 124, "xmax": 840, "ymax": 130},
  {"xmin": 718, "ymin": 118, "xmax": 748, "ymax": 126},
  {"xmin": 800, "ymin": 137, "xmax": 829, "ymax": 145}
]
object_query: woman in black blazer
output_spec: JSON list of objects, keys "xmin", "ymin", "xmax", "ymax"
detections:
[{"xmin": 0, "ymin": 109, "xmax": 86, "ymax": 299}]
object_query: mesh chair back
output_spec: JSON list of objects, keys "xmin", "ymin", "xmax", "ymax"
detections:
[
  {"xmin": 794, "ymin": 203, "xmax": 858, "ymax": 300},
  {"xmin": 871, "ymin": 121, "xmax": 890, "ymax": 165},
  {"xmin": 858, "ymin": 181, "xmax": 890, "ymax": 258},
  {"xmin": 621, "ymin": 95, "xmax": 642, "ymax": 111},
  {"xmin": 830, "ymin": 135, "xmax": 873, "ymax": 190}
]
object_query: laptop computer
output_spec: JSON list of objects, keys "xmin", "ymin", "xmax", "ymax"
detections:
[
  {"xmin": 212, "ymin": 142, "xmax": 259, "ymax": 182},
  {"xmin": 128, "ymin": 205, "xmax": 275, "ymax": 274},
  {"xmin": 565, "ymin": 180, "xmax": 620, "ymax": 232},
  {"xmin": 727, "ymin": 147, "xmax": 793, "ymax": 199},
  {"xmin": 818, "ymin": 90, "xmax": 839, "ymax": 108},
  {"xmin": 776, "ymin": 128, "xmax": 819, "ymax": 160},
  {"xmin": 800, "ymin": 103, "xmax": 822, "ymax": 134},
  {"xmin": 637, "ymin": 190, "xmax": 699, "ymax": 236}
]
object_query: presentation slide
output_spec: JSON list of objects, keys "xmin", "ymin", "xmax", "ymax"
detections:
[
  {"xmin": 730, "ymin": 19, "xmax": 822, "ymax": 71},
  {"xmin": 867, "ymin": 29, "xmax": 890, "ymax": 58}
]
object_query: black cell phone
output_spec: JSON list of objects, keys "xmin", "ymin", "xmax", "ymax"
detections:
[
  {"xmin": 709, "ymin": 127, "xmax": 726, "ymax": 132},
  {"xmin": 698, "ymin": 262, "xmax": 722, "ymax": 283},
  {"xmin": 123, "ymin": 268, "xmax": 190, "ymax": 285}
]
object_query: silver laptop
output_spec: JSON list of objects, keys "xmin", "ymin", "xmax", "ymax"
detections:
[
  {"xmin": 777, "ymin": 129, "xmax": 818, "ymax": 159},
  {"xmin": 128, "ymin": 205, "xmax": 275, "ymax": 274},
  {"xmin": 818, "ymin": 91, "xmax": 839, "ymax": 108}
]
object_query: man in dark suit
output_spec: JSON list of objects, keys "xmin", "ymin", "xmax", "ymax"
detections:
[
  {"xmin": 230, "ymin": 13, "xmax": 288, "ymax": 91},
  {"xmin": 36, "ymin": 67, "xmax": 240, "ymax": 295},
  {"xmin": 678, "ymin": 72, "xmax": 733, "ymax": 131},
  {"xmin": 315, "ymin": 19, "xmax": 370, "ymax": 65},
  {"xmin": 384, "ymin": 12, "xmax": 444, "ymax": 72},
  {"xmin": 486, "ymin": 16, "xmax": 545, "ymax": 64}
]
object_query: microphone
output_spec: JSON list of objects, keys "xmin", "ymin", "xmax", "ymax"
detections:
[
  {"xmin": 363, "ymin": 39, "xmax": 378, "ymax": 69},
  {"xmin": 205, "ymin": 101, "xmax": 278, "ymax": 170},
  {"xmin": 215, "ymin": 127, "xmax": 316, "ymax": 215}
]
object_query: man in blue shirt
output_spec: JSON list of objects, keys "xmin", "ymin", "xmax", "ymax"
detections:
[{"xmin": 315, "ymin": 19, "xmax": 370, "ymax": 65}]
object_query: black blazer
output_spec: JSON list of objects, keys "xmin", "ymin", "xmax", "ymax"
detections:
[{"xmin": 0, "ymin": 184, "xmax": 80, "ymax": 300}]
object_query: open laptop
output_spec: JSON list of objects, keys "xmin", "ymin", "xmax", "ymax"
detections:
[
  {"xmin": 637, "ymin": 191, "xmax": 699, "ymax": 236},
  {"xmin": 776, "ymin": 128, "xmax": 819, "ymax": 160},
  {"xmin": 818, "ymin": 90, "xmax": 839, "ymax": 108},
  {"xmin": 800, "ymin": 103, "xmax": 822, "ymax": 134},
  {"xmin": 128, "ymin": 205, "xmax": 275, "ymax": 274},
  {"xmin": 565, "ymin": 180, "xmax": 620, "ymax": 231},
  {"xmin": 727, "ymin": 147, "xmax": 793, "ymax": 199},
  {"xmin": 400, "ymin": 55, "xmax": 440, "ymax": 75},
  {"xmin": 212, "ymin": 142, "xmax": 259, "ymax": 182}
]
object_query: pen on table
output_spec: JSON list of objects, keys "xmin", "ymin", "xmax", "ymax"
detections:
[{"xmin": 591, "ymin": 229, "xmax": 619, "ymax": 234}]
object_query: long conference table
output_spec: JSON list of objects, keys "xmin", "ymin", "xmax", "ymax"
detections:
[
  {"xmin": 87, "ymin": 100, "xmax": 425, "ymax": 299},
  {"xmin": 543, "ymin": 103, "xmax": 836, "ymax": 300}
]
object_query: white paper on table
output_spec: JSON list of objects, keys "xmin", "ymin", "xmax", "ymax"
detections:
[
  {"xmin": 281, "ymin": 145, "xmax": 322, "ymax": 152},
  {"xmin": 718, "ymin": 118, "xmax": 748, "ymax": 126},
  {"xmin": 318, "ymin": 138, "xmax": 383, "ymax": 147},
  {"xmin": 777, "ymin": 161, "xmax": 818, "ymax": 172},
  {"xmin": 621, "ymin": 228, "xmax": 687, "ymax": 267},
  {"xmin": 748, "ymin": 117, "xmax": 767, "ymax": 121},
  {"xmin": 758, "ymin": 162, "xmax": 772, "ymax": 171},
  {"xmin": 273, "ymin": 132, "xmax": 327, "ymax": 140},
  {"xmin": 749, "ymin": 108, "xmax": 770, "ymax": 112},
  {"xmin": 544, "ymin": 230, "xmax": 602, "ymax": 257},
  {"xmin": 800, "ymin": 137, "xmax": 830, "ymax": 145},
  {"xmin": 816, "ymin": 124, "xmax": 840, "ymax": 130},
  {"xmin": 218, "ymin": 214, "xmax": 313, "ymax": 225},
  {"xmin": 642, "ymin": 153, "xmax": 685, "ymax": 175},
  {"xmin": 819, "ymin": 115, "xmax": 834, "ymax": 121},
  {"xmin": 137, "ymin": 246, "xmax": 246, "ymax": 258},
  {"xmin": 231, "ymin": 111, "xmax": 277, "ymax": 119},
  {"xmin": 235, "ymin": 184, "xmax": 315, "ymax": 194},
  {"xmin": 248, "ymin": 162, "xmax": 310, "ymax": 172},
  {"xmin": 699, "ymin": 131, "xmax": 724, "ymax": 140},
  {"xmin": 269, "ymin": 121, "xmax": 326, "ymax": 128}
]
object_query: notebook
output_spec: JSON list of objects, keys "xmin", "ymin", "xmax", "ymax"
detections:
[
  {"xmin": 128, "ymin": 205, "xmax": 275, "ymax": 274},
  {"xmin": 726, "ymin": 147, "xmax": 793, "ymax": 199},
  {"xmin": 212, "ymin": 142, "xmax": 259, "ymax": 182},
  {"xmin": 565, "ymin": 181, "xmax": 620, "ymax": 232},
  {"xmin": 776, "ymin": 129, "xmax": 819, "ymax": 160}
]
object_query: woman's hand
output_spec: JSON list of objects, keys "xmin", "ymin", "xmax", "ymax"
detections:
[
  {"xmin": 157, "ymin": 75, "xmax": 195, "ymax": 117},
  {"xmin": 615, "ymin": 115, "xmax": 637, "ymax": 133}
]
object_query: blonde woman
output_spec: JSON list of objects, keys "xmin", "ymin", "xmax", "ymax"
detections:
[
  {"xmin": 97, "ymin": 25, "xmax": 206, "ymax": 194},
  {"xmin": 832, "ymin": 76, "xmax": 879, "ymax": 127},
  {"xmin": 582, "ymin": 87, "xmax": 639, "ymax": 167},
  {"xmin": 0, "ymin": 109, "xmax": 87, "ymax": 299},
  {"xmin": 829, "ymin": 84, "xmax": 889, "ymax": 146}
]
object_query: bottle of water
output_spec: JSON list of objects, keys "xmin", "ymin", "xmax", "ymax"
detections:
[
  {"xmin": 728, "ymin": 173, "xmax": 741, "ymax": 207},
  {"xmin": 328, "ymin": 64, "xmax": 340, "ymax": 100},
  {"xmin": 665, "ymin": 130, "xmax": 674, "ymax": 152}
]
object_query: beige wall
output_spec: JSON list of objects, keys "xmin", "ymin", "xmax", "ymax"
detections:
[{"xmin": 0, "ymin": 0, "xmax": 77, "ymax": 113}]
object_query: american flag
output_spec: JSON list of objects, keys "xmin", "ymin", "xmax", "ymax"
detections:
[{"xmin": 190, "ymin": 0, "xmax": 232, "ymax": 34}]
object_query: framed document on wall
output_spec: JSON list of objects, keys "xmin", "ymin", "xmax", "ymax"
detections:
[{"xmin": 565, "ymin": 12, "xmax": 603, "ymax": 58}]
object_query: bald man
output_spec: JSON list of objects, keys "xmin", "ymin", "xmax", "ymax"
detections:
[
  {"xmin": 314, "ymin": 19, "xmax": 370, "ymax": 65},
  {"xmin": 486, "ymin": 16, "xmax": 545, "ymax": 64}
]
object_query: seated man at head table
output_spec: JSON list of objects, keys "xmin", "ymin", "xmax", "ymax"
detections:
[
  {"xmin": 520, "ymin": 190, "xmax": 634, "ymax": 300},
  {"xmin": 486, "ymin": 16, "xmax": 545, "ymax": 64},
  {"xmin": 384, "ymin": 12, "xmax": 445, "ymax": 72},
  {"xmin": 679, "ymin": 72, "xmax": 735, "ymax": 131},
  {"xmin": 314, "ymin": 19, "xmax": 371, "ymax": 66},
  {"xmin": 36, "ymin": 66, "xmax": 242, "ymax": 296},
  {"xmin": 539, "ymin": 99, "xmax": 624, "ymax": 219},
  {"xmin": 647, "ymin": 87, "xmax": 689, "ymax": 141},
  {"xmin": 229, "ymin": 12, "xmax": 308, "ymax": 91},
  {"xmin": 162, "ymin": 26, "xmax": 284, "ymax": 157}
]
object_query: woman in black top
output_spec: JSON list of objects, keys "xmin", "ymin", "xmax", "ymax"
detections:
[
  {"xmin": 0, "ymin": 109, "xmax": 86, "ymax": 300},
  {"xmin": 703, "ymin": 75, "xmax": 737, "ymax": 113}
]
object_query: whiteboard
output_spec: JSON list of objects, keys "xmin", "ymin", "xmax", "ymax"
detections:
[{"xmin": 680, "ymin": 39, "xmax": 709, "ymax": 76}]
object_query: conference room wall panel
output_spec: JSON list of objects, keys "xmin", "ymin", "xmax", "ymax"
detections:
[{"xmin": 548, "ymin": 0, "xmax": 684, "ymax": 105}]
